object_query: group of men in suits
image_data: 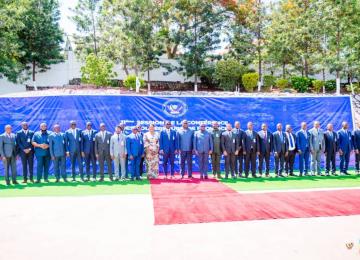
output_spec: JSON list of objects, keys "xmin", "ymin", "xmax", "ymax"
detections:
[{"xmin": 1, "ymin": 119, "xmax": 359, "ymax": 185}]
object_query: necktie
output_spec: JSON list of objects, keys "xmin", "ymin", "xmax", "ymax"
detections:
[
  {"xmin": 264, "ymin": 131, "xmax": 267, "ymax": 140},
  {"xmin": 102, "ymin": 132, "xmax": 105, "ymax": 141},
  {"xmin": 279, "ymin": 132, "xmax": 283, "ymax": 142},
  {"xmin": 289, "ymin": 133, "xmax": 294, "ymax": 147},
  {"xmin": 117, "ymin": 134, "xmax": 120, "ymax": 142}
]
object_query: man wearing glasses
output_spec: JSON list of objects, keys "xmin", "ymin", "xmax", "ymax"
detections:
[{"xmin": 176, "ymin": 120, "xmax": 194, "ymax": 179}]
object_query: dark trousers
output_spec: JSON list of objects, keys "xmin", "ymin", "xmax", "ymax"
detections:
[
  {"xmin": 180, "ymin": 151, "xmax": 193, "ymax": 177},
  {"xmin": 235, "ymin": 152, "xmax": 244, "ymax": 175},
  {"xmin": 163, "ymin": 152, "xmax": 175, "ymax": 176},
  {"xmin": 274, "ymin": 151, "xmax": 285, "ymax": 176},
  {"xmin": 245, "ymin": 150, "xmax": 257, "ymax": 177},
  {"xmin": 340, "ymin": 151, "xmax": 350, "ymax": 173},
  {"xmin": 84, "ymin": 152, "xmax": 97, "ymax": 178},
  {"xmin": 299, "ymin": 150, "xmax": 310, "ymax": 174},
  {"xmin": 3, "ymin": 156, "xmax": 17, "ymax": 183},
  {"xmin": 20, "ymin": 152, "xmax": 34, "ymax": 181},
  {"xmin": 98, "ymin": 152, "xmax": 112, "ymax": 179},
  {"xmin": 258, "ymin": 151, "xmax": 270, "ymax": 175},
  {"xmin": 139, "ymin": 157, "xmax": 145, "ymax": 176},
  {"xmin": 355, "ymin": 153, "xmax": 360, "ymax": 172},
  {"xmin": 125, "ymin": 155, "xmax": 129, "ymax": 178},
  {"xmin": 197, "ymin": 152, "xmax": 209, "ymax": 177},
  {"xmin": 211, "ymin": 152, "xmax": 221, "ymax": 175},
  {"xmin": 54, "ymin": 156, "xmax": 66, "ymax": 180},
  {"xmin": 36, "ymin": 155, "xmax": 50, "ymax": 181},
  {"xmin": 285, "ymin": 150, "xmax": 296, "ymax": 174},
  {"xmin": 70, "ymin": 151, "xmax": 83, "ymax": 179},
  {"xmin": 224, "ymin": 152, "xmax": 236, "ymax": 177},
  {"xmin": 325, "ymin": 151, "xmax": 336, "ymax": 174}
]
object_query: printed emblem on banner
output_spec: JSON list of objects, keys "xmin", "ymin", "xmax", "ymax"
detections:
[{"xmin": 162, "ymin": 99, "xmax": 188, "ymax": 117}]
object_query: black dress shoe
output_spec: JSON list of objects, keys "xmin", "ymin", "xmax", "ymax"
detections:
[
  {"xmin": 22, "ymin": 180, "xmax": 27, "ymax": 183},
  {"xmin": 30, "ymin": 179, "xmax": 34, "ymax": 183},
  {"xmin": 5, "ymin": 181, "xmax": 11, "ymax": 186},
  {"xmin": 99, "ymin": 178, "xmax": 104, "ymax": 182},
  {"xmin": 12, "ymin": 181, "xmax": 19, "ymax": 185},
  {"xmin": 44, "ymin": 179, "xmax": 49, "ymax": 183},
  {"xmin": 34, "ymin": 180, "xmax": 41, "ymax": 183},
  {"xmin": 55, "ymin": 179, "xmax": 60, "ymax": 183}
]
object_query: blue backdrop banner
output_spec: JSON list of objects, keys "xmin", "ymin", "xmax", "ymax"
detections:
[{"xmin": 0, "ymin": 95, "xmax": 354, "ymax": 176}]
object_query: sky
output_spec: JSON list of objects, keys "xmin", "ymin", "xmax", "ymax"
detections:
[{"xmin": 59, "ymin": 0, "xmax": 77, "ymax": 36}]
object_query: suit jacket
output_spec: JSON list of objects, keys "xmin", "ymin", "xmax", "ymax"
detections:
[
  {"xmin": 159, "ymin": 129, "xmax": 177, "ymax": 153},
  {"xmin": 243, "ymin": 130, "xmax": 259, "ymax": 153},
  {"xmin": 126, "ymin": 133, "xmax": 144, "ymax": 157},
  {"xmin": 32, "ymin": 131, "xmax": 51, "ymax": 157},
  {"xmin": 232, "ymin": 128, "xmax": 245, "ymax": 151},
  {"xmin": 194, "ymin": 130, "xmax": 213, "ymax": 153},
  {"xmin": 324, "ymin": 131, "xmax": 338, "ymax": 154},
  {"xmin": 337, "ymin": 129, "xmax": 353, "ymax": 153},
  {"xmin": 221, "ymin": 130, "xmax": 238, "ymax": 153},
  {"xmin": 81, "ymin": 129, "xmax": 97, "ymax": 154},
  {"xmin": 352, "ymin": 129, "xmax": 360, "ymax": 150},
  {"xmin": 65, "ymin": 128, "xmax": 82, "ymax": 154},
  {"xmin": 16, "ymin": 130, "xmax": 34, "ymax": 155},
  {"xmin": 257, "ymin": 130, "xmax": 273, "ymax": 154},
  {"xmin": 110, "ymin": 133, "xmax": 127, "ymax": 157},
  {"xmin": 177, "ymin": 128, "xmax": 194, "ymax": 152},
  {"xmin": 0, "ymin": 133, "xmax": 17, "ymax": 158},
  {"xmin": 272, "ymin": 131, "xmax": 288, "ymax": 153},
  {"xmin": 210, "ymin": 129, "xmax": 223, "ymax": 154},
  {"xmin": 95, "ymin": 130, "xmax": 112, "ymax": 156},
  {"xmin": 296, "ymin": 130, "xmax": 310, "ymax": 152},
  {"xmin": 285, "ymin": 132, "xmax": 297, "ymax": 152},
  {"xmin": 49, "ymin": 132, "xmax": 66, "ymax": 157},
  {"xmin": 309, "ymin": 127, "xmax": 325, "ymax": 152}
]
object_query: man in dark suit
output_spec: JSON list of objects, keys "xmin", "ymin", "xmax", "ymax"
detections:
[
  {"xmin": 243, "ymin": 122, "xmax": 258, "ymax": 178},
  {"xmin": 352, "ymin": 122, "xmax": 360, "ymax": 175},
  {"xmin": 324, "ymin": 123, "xmax": 338, "ymax": 176},
  {"xmin": 221, "ymin": 123, "xmax": 239, "ymax": 179},
  {"xmin": 159, "ymin": 120, "xmax": 178, "ymax": 178},
  {"xmin": 233, "ymin": 121, "xmax": 245, "ymax": 177},
  {"xmin": 16, "ymin": 122, "xmax": 34, "ymax": 183},
  {"xmin": 0, "ymin": 125, "xmax": 18, "ymax": 185},
  {"xmin": 296, "ymin": 122, "xmax": 310, "ymax": 176},
  {"xmin": 95, "ymin": 123, "xmax": 113, "ymax": 181},
  {"xmin": 257, "ymin": 123, "xmax": 272, "ymax": 177},
  {"xmin": 337, "ymin": 121, "xmax": 353, "ymax": 175},
  {"xmin": 285, "ymin": 124, "xmax": 297, "ymax": 176},
  {"xmin": 49, "ymin": 124, "xmax": 67, "ymax": 182},
  {"xmin": 273, "ymin": 123, "xmax": 288, "ymax": 177},
  {"xmin": 126, "ymin": 126, "xmax": 145, "ymax": 181},
  {"xmin": 137, "ymin": 125, "xmax": 145, "ymax": 177},
  {"xmin": 210, "ymin": 121, "xmax": 223, "ymax": 178},
  {"xmin": 81, "ymin": 122, "xmax": 97, "ymax": 181},
  {"xmin": 65, "ymin": 120, "xmax": 83, "ymax": 181}
]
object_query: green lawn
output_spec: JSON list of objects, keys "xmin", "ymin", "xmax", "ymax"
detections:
[{"xmin": 221, "ymin": 171, "xmax": 360, "ymax": 191}]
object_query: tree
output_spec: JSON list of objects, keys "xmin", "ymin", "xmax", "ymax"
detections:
[
  {"xmin": 69, "ymin": 0, "xmax": 101, "ymax": 59},
  {"xmin": 18, "ymin": 0, "xmax": 63, "ymax": 89},
  {"xmin": 81, "ymin": 53, "xmax": 117, "ymax": 87},
  {"xmin": 214, "ymin": 59, "xmax": 246, "ymax": 91}
]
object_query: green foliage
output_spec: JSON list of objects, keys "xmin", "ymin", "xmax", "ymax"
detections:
[
  {"xmin": 199, "ymin": 63, "xmax": 217, "ymax": 89},
  {"xmin": 324, "ymin": 80, "xmax": 336, "ymax": 92},
  {"xmin": 275, "ymin": 78, "xmax": 289, "ymax": 89},
  {"xmin": 312, "ymin": 80, "xmax": 324, "ymax": 93},
  {"xmin": 214, "ymin": 59, "xmax": 246, "ymax": 91},
  {"xmin": 81, "ymin": 53, "xmax": 117, "ymax": 87},
  {"xmin": 263, "ymin": 75, "xmax": 276, "ymax": 89},
  {"xmin": 242, "ymin": 73, "xmax": 259, "ymax": 92},
  {"xmin": 346, "ymin": 83, "xmax": 360, "ymax": 93},
  {"xmin": 123, "ymin": 74, "xmax": 145, "ymax": 90},
  {"xmin": 290, "ymin": 76, "xmax": 312, "ymax": 93}
]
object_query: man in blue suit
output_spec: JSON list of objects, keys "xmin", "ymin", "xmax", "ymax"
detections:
[
  {"xmin": 81, "ymin": 122, "xmax": 97, "ymax": 181},
  {"xmin": 32, "ymin": 123, "xmax": 51, "ymax": 183},
  {"xmin": 126, "ymin": 126, "xmax": 144, "ymax": 181},
  {"xmin": 49, "ymin": 124, "xmax": 67, "ymax": 182},
  {"xmin": 338, "ymin": 121, "xmax": 353, "ymax": 175},
  {"xmin": 193, "ymin": 123, "xmax": 213, "ymax": 179},
  {"xmin": 352, "ymin": 122, "xmax": 360, "ymax": 175},
  {"xmin": 65, "ymin": 120, "xmax": 84, "ymax": 181},
  {"xmin": 16, "ymin": 122, "xmax": 34, "ymax": 183},
  {"xmin": 159, "ymin": 120, "xmax": 177, "ymax": 178},
  {"xmin": 296, "ymin": 122, "xmax": 310, "ymax": 176},
  {"xmin": 177, "ymin": 120, "xmax": 194, "ymax": 178}
]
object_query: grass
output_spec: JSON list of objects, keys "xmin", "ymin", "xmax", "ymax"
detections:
[{"xmin": 221, "ymin": 170, "xmax": 360, "ymax": 191}]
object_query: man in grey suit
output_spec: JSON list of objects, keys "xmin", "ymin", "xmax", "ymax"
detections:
[
  {"xmin": 210, "ymin": 121, "xmax": 222, "ymax": 178},
  {"xmin": 194, "ymin": 123, "xmax": 213, "ymax": 179},
  {"xmin": 110, "ymin": 125, "xmax": 127, "ymax": 181},
  {"xmin": 273, "ymin": 123, "xmax": 288, "ymax": 177},
  {"xmin": 309, "ymin": 121, "xmax": 325, "ymax": 176},
  {"xmin": 0, "ymin": 125, "xmax": 18, "ymax": 185},
  {"xmin": 221, "ymin": 123, "xmax": 239, "ymax": 179},
  {"xmin": 243, "ymin": 122, "xmax": 259, "ymax": 178},
  {"xmin": 49, "ymin": 124, "xmax": 67, "ymax": 182},
  {"xmin": 95, "ymin": 123, "xmax": 113, "ymax": 181}
]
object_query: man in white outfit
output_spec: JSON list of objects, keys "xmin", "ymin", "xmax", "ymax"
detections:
[{"xmin": 110, "ymin": 125, "xmax": 127, "ymax": 181}]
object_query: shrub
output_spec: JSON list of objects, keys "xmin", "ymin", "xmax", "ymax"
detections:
[
  {"xmin": 123, "ymin": 74, "xmax": 145, "ymax": 90},
  {"xmin": 81, "ymin": 53, "xmax": 117, "ymax": 87},
  {"xmin": 242, "ymin": 72, "xmax": 259, "ymax": 92},
  {"xmin": 346, "ymin": 83, "xmax": 360, "ymax": 93},
  {"xmin": 214, "ymin": 59, "xmax": 247, "ymax": 91},
  {"xmin": 324, "ymin": 80, "xmax": 336, "ymax": 92},
  {"xmin": 275, "ymin": 78, "xmax": 289, "ymax": 89},
  {"xmin": 290, "ymin": 76, "xmax": 312, "ymax": 93},
  {"xmin": 312, "ymin": 80, "xmax": 324, "ymax": 93},
  {"xmin": 263, "ymin": 75, "xmax": 276, "ymax": 90}
]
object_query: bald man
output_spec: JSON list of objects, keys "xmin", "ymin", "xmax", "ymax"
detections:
[
  {"xmin": 16, "ymin": 122, "xmax": 35, "ymax": 183},
  {"xmin": 32, "ymin": 123, "xmax": 51, "ymax": 183}
]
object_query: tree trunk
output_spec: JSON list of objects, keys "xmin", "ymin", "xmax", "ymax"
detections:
[
  {"xmin": 32, "ymin": 60, "xmax": 37, "ymax": 91},
  {"xmin": 147, "ymin": 69, "xmax": 151, "ymax": 94},
  {"xmin": 91, "ymin": 8, "xmax": 98, "ymax": 56},
  {"xmin": 282, "ymin": 63, "xmax": 286, "ymax": 78},
  {"xmin": 322, "ymin": 68, "xmax": 326, "ymax": 94},
  {"xmin": 194, "ymin": 6, "xmax": 198, "ymax": 92},
  {"xmin": 336, "ymin": 26, "xmax": 341, "ymax": 95}
]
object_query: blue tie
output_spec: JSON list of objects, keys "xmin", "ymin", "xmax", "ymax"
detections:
[{"xmin": 289, "ymin": 134, "xmax": 294, "ymax": 147}]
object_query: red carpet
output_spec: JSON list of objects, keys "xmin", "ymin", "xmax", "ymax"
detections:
[{"xmin": 150, "ymin": 176, "xmax": 360, "ymax": 225}]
